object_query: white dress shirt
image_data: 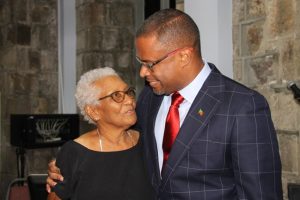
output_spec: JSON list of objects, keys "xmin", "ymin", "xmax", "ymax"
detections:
[{"xmin": 154, "ymin": 60, "xmax": 212, "ymax": 172}]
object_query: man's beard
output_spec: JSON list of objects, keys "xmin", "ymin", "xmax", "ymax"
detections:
[{"xmin": 152, "ymin": 88, "xmax": 165, "ymax": 96}]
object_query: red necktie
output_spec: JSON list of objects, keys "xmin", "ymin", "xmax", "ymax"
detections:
[{"xmin": 162, "ymin": 92, "xmax": 184, "ymax": 166}]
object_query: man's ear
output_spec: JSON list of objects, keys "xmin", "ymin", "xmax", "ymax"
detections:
[
  {"xmin": 179, "ymin": 48, "xmax": 193, "ymax": 66},
  {"xmin": 85, "ymin": 105, "xmax": 100, "ymax": 122}
]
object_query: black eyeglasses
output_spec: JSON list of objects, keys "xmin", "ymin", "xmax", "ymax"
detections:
[
  {"xmin": 98, "ymin": 87, "xmax": 136, "ymax": 103},
  {"xmin": 135, "ymin": 47, "xmax": 185, "ymax": 70}
]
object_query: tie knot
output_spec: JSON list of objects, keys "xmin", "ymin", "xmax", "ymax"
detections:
[{"xmin": 171, "ymin": 92, "xmax": 184, "ymax": 107}]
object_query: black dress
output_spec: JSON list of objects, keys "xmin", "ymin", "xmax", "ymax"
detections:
[{"xmin": 53, "ymin": 137, "xmax": 155, "ymax": 200}]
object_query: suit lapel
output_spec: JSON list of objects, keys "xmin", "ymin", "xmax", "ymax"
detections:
[{"xmin": 160, "ymin": 65, "xmax": 225, "ymax": 189}]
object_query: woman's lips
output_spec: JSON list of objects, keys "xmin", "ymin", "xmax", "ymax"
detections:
[{"xmin": 125, "ymin": 108, "xmax": 136, "ymax": 115}]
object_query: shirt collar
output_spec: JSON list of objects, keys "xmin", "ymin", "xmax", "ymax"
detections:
[{"xmin": 178, "ymin": 59, "xmax": 211, "ymax": 104}]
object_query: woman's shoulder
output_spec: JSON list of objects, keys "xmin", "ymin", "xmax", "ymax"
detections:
[
  {"xmin": 56, "ymin": 140, "xmax": 84, "ymax": 166},
  {"xmin": 73, "ymin": 131, "xmax": 100, "ymax": 152},
  {"xmin": 58, "ymin": 131, "xmax": 96, "ymax": 157}
]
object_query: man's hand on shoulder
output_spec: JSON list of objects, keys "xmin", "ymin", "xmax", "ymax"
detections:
[{"xmin": 46, "ymin": 159, "xmax": 64, "ymax": 193}]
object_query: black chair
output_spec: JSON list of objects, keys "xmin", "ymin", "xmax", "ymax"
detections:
[
  {"xmin": 27, "ymin": 174, "xmax": 48, "ymax": 200},
  {"xmin": 288, "ymin": 183, "xmax": 300, "ymax": 200}
]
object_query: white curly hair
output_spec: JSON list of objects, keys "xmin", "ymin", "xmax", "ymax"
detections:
[{"xmin": 75, "ymin": 67, "xmax": 119, "ymax": 124}]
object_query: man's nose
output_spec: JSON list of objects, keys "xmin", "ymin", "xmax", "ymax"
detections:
[{"xmin": 139, "ymin": 65, "xmax": 150, "ymax": 78}]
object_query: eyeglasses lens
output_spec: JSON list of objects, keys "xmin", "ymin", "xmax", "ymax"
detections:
[{"xmin": 111, "ymin": 88, "xmax": 135, "ymax": 103}]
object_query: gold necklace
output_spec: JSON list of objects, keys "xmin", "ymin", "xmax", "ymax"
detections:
[{"xmin": 96, "ymin": 129, "xmax": 133, "ymax": 152}]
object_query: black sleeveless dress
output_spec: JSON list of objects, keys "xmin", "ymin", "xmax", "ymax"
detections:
[{"xmin": 53, "ymin": 137, "xmax": 155, "ymax": 200}]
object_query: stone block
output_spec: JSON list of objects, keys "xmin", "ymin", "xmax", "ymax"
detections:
[
  {"xmin": 119, "ymin": 28, "xmax": 133, "ymax": 50},
  {"xmin": 110, "ymin": 3, "xmax": 134, "ymax": 26},
  {"xmin": 7, "ymin": 95, "xmax": 31, "ymax": 116},
  {"xmin": 7, "ymin": 25, "xmax": 17, "ymax": 44},
  {"xmin": 294, "ymin": 39, "xmax": 300, "ymax": 76},
  {"xmin": 77, "ymin": 0, "xmax": 94, "ymax": 6},
  {"xmin": 16, "ymin": 24, "xmax": 31, "ymax": 45},
  {"xmin": 277, "ymin": 130, "xmax": 299, "ymax": 174},
  {"xmin": 38, "ymin": 73, "xmax": 58, "ymax": 97},
  {"xmin": 245, "ymin": 0, "xmax": 265, "ymax": 20},
  {"xmin": 270, "ymin": 0, "xmax": 295, "ymax": 35},
  {"xmin": 32, "ymin": 4, "xmax": 55, "ymax": 23},
  {"xmin": 14, "ymin": 0, "xmax": 28, "ymax": 22},
  {"xmin": 0, "ymin": 47, "xmax": 17, "ymax": 69},
  {"xmin": 0, "ymin": 72, "xmax": 6, "ymax": 95},
  {"xmin": 31, "ymin": 24, "xmax": 57, "ymax": 50},
  {"xmin": 243, "ymin": 53, "xmax": 278, "ymax": 87},
  {"xmin": 40, "ymin": 50, "xmax": 58, "ymax": 72},
  {"xmin": 77, "ymin": 29, "xmax": 86, "ymax": 51},
  {"xmin": 29, "ymin": 49, "xmax": 41, "ymax": 71},
  {"xmin": 275, "ymin": 93, "xmax": 298, "ymax": 131},
  {"xmin": 297, "ymin": 107, "xmax": 300, "ymax": 131},
  {"xmin": 33, "ymin": 0, "xmax": 54, "ymax": 5},
  {"xmin": 31, "ymin": 97, "xmax": 49, "ymax": 114},
  {"xmin": 266, "ymin": 92, "xmax": 278, "ymax": 124},
  {"xmin": 81, "ymin": 52, "xmax": 104, "ymax": 71},
  {"xmin": 102, "ymin": 28, "xmax": 119, "ymax": 50},
  {"xmin": 1, "ymin": 121, "xmax": 11, "ymax": 146},
  {"xmin": 8, "ymin": 73, "xmax": 39, "ymax": 95},
  {"xmin": 76, "ymin": 54, "xmax": 83, "ymax": 80},
  {"xmin": 0, "ymin": 3, "xmax": 11, "ymax": 25},
  {"xmin": 16, "ymin": 47, "xmax": 29, "ymax": 70},
  {"xmin": 0, "ymin": 27, "xmax": 3, "ymax": 47},
  {"xmin": 86, "ymin": 27, "xmax": 102, "ymax": 50},
  {"xmin": 241, "ymin": 20, "xmax": 265, "ymax": 56},
  {"xmin": 47, "ymin": 97, "xmax": 58, "ymax": 114},
  {"xmin": 232, "ymin": 0, "xmax": 246, "ymax": 24},
  {"xmin": 0, "ymin": 93, "xmax": 7, "ymax": 122},
  {"xmin": 282, "ymin": 40, "xmax": 294, "ymax": 63},
  {"xmin": 117, "ymin": 65, "xmax": 136, "ymax": 86},
  {"xmin": 0, "ymin": 146, "xmax": 17, "ymax": 173},
  {"xmin": 103, "ymin": 53, "xmax": 114, "ymax": 68},
  {"xmin": 232, "ymin": 25, "xmax": 240, "ymax": 58},
  {"xmin": 281, "ymin": 39, "xmax": 298, "ymax": 81},
  {"xmin": 42, "ymin": 23, "xmax": 57, "ymax": 50},
  {"xmin": 117, "ymin": 51, "xmax": 131, "ymax": 68},
  {"xmin": 77, "ymin": 2, "xmax": 105, "ymax": 30},
  {"xmin": 233, "ymin": 59, "xmax": 243, "ymax": 82}
]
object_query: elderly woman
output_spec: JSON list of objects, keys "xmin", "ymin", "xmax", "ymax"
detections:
[{"xmin": 47, "ymin": 67, "xmax": 154, "ymax": 200}]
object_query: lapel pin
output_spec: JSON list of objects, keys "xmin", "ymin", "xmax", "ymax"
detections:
[{"xmin": 198, "ymin": 109, "xmax": 204, "ymax": 117}]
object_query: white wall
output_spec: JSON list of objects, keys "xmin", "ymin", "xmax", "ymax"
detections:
[
  {"xmin": 185, "ymin": 0, "xmax": 233, "ymax": 78},
  {"xmin": 58, "ymin": 0, "xmax": 77, "ymax": 113}
]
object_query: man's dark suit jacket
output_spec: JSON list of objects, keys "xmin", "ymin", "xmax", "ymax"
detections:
[{"xmin": 136, "ymin": 63, "xmax": 283, "ymax": 199}]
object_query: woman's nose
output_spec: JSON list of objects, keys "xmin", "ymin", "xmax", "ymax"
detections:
[{"xmin": 123, "ymin": 93, "xmax": 135, "ymax": 104}]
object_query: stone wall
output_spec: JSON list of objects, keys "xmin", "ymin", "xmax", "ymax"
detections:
[
  {"xmin": 76, "ymin": 0, "xmax": 137, "ymax": 89},
  {"xmin": 232, "ymin": 0, "xmax": 300, "ymax": 199},
  {"xmin": 0, "ymin": 0, "xmax": 59, "ymax": 198}
]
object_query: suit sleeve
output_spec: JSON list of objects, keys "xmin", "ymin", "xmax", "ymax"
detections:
[{"xmin": 231, "ymin": 92, "xmax": 283, "ymax": 199}]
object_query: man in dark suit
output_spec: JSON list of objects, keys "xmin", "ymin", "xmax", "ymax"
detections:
[
  {"xmin": 134, "ymin": 8, "xmax": 282, "ymax": 199},
  {"xmin": 47, "ymin": 8, "xmax": 282, "ymax": 199}
]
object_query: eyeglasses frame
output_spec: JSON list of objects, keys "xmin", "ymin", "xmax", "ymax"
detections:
[
  {"xmin": 136, "ymin": 47, "xmax": 187, "ymax": 70},
  {"xmin": 98, "ymin": 87, "xmax": 136, "ymax": 103}
]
